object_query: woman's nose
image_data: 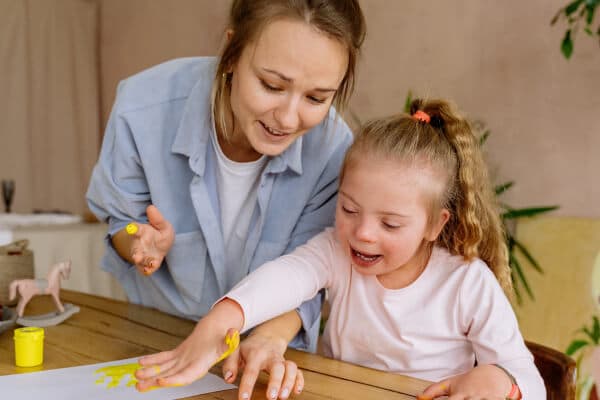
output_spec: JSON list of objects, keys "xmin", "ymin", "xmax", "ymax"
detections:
[{"xmin": 274, "ymin": 96, "xmax": 300, "ymax": 131}]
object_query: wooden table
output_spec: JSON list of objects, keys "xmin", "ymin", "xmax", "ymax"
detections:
[{"xmin": 0, "ymin": 290, "xmax": 429, "ymax": 399}]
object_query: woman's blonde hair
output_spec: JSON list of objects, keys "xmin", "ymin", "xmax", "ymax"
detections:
[
  {"xmin": 212, "ymin": 0, "xmax": 366, "ymax": 140},
  {"xmin": 341, "ymin": 99, "xmax": 512, "ymax": 295}
]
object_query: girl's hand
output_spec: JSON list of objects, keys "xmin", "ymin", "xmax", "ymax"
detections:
[
  {"xmin": 417, "ymin": 364, "xmax": 513, "ymax": 399},
  {"xmin": 134, "ymin": 329, "xmax": 234, "ymax": 391},
  {"xmin": 134, "ymin": 299, "xmax": 244, "ymax": 392},
  {"xmin": 127, "ymin": 205, "xmax": 174, "ymax": 275},
  {"xmin": 221, "ymin": 332, "xmax": 304, "ymax": 400}
]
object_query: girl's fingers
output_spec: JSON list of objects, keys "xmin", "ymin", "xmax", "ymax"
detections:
[
  {"xmin": 135, "ymin": 358, "xmax": 177, "ymax": 380},
  {"xmin": 237, "ymin": 361, "xmax": 262, "ymax": 400},
  {"xmin": 265, "ymin": 361, "xmax": 285, "ymax": 400},
  {"xmin": 222, "ymin": 347, "xmax": 241, "ymax": 383},
  {"xmin": 418, "ymin": 378, "xmax": 451, "ymax": 399},
  {"xmin": 139, "ymin": 350, "xmax": 176, "ymax": 367},
  {"xmin": 293, "ymin": 369, "xmax": 304, "ymax": 396},
  {"xmin": 157, "ymin": 363, "xmax": 208, "ymax": 388},
  {"xmin": 278, "ymin": 360, "xmax": 298, "ymax": 399}
]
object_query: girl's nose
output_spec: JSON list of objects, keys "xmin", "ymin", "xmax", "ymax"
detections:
[
  {"xmin": 354, "ymin": 220, "xmax": 376, "ymax": 243},
  {"xmin": 274, "ymin": 96, "xmax": 300, "ymax": 131}
]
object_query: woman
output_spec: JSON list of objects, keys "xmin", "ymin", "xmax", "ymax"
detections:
[{"xmin": 87, "ymin": 0, "xmax": 366, "ymax": 398}]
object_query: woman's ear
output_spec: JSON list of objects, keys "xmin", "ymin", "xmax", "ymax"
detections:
[
  {"xmin": 225, "ymin": 29, "xmax": 234, "ymax": 42},
  {"xmin": 426, "ymin": 208, "xmax": 450, "ymax": 242}
]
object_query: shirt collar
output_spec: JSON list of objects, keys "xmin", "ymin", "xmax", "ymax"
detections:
[{"xmin": 171, "ymin": 74, "xmax": 213, "ymax": 176}]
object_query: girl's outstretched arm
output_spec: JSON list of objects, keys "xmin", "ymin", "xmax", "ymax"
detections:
[{"xmin": 134, "ymin": 299, "xmax": 244, "ymax": 391}]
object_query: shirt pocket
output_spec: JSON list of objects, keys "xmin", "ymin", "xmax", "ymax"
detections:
[{"xmin": 166, "ymin": 230, "xmax": 208, "ymax": 303}]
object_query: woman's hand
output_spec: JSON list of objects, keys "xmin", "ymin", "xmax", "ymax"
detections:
[
  {"xmin": 417, "ymin": 364, "xmax": 513, "ymax": 399},
  {"xmin": 222, "ymin": 331, "xmax": 304, "ymax": 400},
  {"xmin": 134, "ymin": 299, "xmax": 244, "ymax": 391},
  {"xmin": 113, "ymin": 205, "xmax": 175, "ymax": 275}
]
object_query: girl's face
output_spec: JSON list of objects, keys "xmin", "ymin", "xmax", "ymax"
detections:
[
  {"xmin": 335, "ymin": 157, "xmax": 449, "ymax": 289},
  {"xmin": 226, "ymin": 18, "xmax": 348, "ymax": 161}
]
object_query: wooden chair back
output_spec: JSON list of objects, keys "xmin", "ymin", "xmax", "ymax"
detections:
[{"xmin": 526, "ymin": 340, "xmax": 577, "ymax": 400}]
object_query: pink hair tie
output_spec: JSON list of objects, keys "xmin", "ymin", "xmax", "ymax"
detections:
[{"xmin": 412, "ymin": 110, "xmax": 431, "ymax": 123}]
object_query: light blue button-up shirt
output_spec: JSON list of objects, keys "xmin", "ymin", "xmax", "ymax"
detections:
[{"xmin": 86, "ymin": 57, "xmax": 353, "ymax": 349}]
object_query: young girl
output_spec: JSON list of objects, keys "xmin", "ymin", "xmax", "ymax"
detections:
[{"xmin": 135, "ymin": 99, "xmax": 546, "ymax": 399}]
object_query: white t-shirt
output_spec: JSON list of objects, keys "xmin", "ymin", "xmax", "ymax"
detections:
[{"xmin": 211, "ymin": 130, "xmax": 267, "ymax": 289}]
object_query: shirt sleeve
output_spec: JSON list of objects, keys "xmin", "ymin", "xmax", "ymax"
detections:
[
  {"xmin": 287, "ymin": 119, "xmax": 353, "ymax": 351},
  {"xmin": 86, "ymin": 80, "xmax": 152, "ymax": 237},
  {"xmin": 459, "ymin": 261, "xmax": 546, "ymax": 399},
  {"xmin": 225, "ymin": 230, "xmax": 335, "ymax": 335}
]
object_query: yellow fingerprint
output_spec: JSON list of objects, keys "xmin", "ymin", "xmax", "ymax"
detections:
[{"xmin": 126, "ymin": 223, "xmax": 138, "ymax": 235}]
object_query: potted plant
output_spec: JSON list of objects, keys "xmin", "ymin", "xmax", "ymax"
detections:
[{"xmin": 566, "ymin": 315, "xmax": 600, "ymax": 399}]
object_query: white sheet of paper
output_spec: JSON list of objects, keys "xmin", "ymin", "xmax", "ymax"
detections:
[{"xmin": 0, "ymin": 357, "xmax": 236, "ymax": 400}]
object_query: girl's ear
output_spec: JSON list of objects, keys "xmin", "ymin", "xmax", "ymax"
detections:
[
  {"xmin": 426, "ymin": 208, "xmax": 450, "ymax": 242},
  {"xmin": 225, "ymin": 29, "xmax": 234, "ymax": 42}
]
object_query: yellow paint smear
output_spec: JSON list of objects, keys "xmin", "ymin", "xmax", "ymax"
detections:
[{"xmin": 95, "ymin": 363, "xmax": 140, "ymax": 388}]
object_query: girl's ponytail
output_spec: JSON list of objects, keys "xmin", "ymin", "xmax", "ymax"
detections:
[{"xmin": 418, "ymin": 100, "xmax": 512, "ymax": 295}]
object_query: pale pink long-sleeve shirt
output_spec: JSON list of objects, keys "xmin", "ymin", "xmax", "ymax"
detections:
[{"xmin": 226, "ymin": 228, "xmax": 545, "ymax": 398}]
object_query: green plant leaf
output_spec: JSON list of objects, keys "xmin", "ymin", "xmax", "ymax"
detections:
[
  {"xmin": 581, "ymin": 326, "xmax": 595, "ymax": 341},
  {"xmin": 502, "ymin": 206, "xmax": 559, "ymax": 219},
  {"xmin": 479, "ymin": 130, "xmax": 491, "ymax": 146},
  {"xmin": 403, "ymin": 91, "xmax": 413, "ymax": 114},
  {"xmin": 593, "ymin": 316, "xmax": 600, "ymax": 342},
  {"xmin": 566, "ymin": 0, "xmax": 584, "ymax": 15},
  {"xmin": 551, "ymin": 8, "xmax": 563, "ymax": 25},
  {"xmin": 510, "ymin": 253, "xmax": 534, "ymax": 300},
  {"xmin": 586, "ymin": 5, "xmax": 596, "ymax": 24},
  {"xmin": 562, "ymin": 30, "xmax": 574, "ymax": 59},
  {"xmin": 512, "ymin": 238, "xmax": 544, "ymax": 273},
  {"xmin": 566, "ymin": 339, "xmax": 590, "ymax": 355},
  {"xmin": 494, "ymin": 181, "xmax": 514, "ymax": 195}
]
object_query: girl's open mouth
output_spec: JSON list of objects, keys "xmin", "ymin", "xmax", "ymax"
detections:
[{"xmin": 351, "ymin": 247, "xmax": 381, "ymax": 267}]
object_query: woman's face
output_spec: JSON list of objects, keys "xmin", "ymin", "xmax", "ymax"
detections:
[{"xmin": 226, "ymin": 19, "xmax": 348, "ymax": 161}]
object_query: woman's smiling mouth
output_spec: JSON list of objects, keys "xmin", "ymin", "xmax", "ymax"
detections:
[{"xmin": 259, "ymin": 121, "xmax": 292, "ymax": 137}]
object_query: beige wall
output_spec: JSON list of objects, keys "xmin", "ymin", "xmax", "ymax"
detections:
[
  {"xmin": 95, "ymin": 0, "xmax": 600, "ymax": 352},
  {"xmin": 514, "ymin": 217, "xmax": 600, "ymax": 351},
  {"xmin": 99, "ymin": 0, "xmax": 600, "ymax": 218}
]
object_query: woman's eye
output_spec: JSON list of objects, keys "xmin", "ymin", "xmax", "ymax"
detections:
[
  {"xmin": 307, "ymin": 95, "xmax": 326, "ymax": 104},
  {"xmin": 260, "ymin": 80, "xmax": 282, "ymax": 92}
]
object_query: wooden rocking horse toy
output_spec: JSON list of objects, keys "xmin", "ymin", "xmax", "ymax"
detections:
[{"xmin": 7, "ymin": 260, "xmax": 80, "ymax": 327}]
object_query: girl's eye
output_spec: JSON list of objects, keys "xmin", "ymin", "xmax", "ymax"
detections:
[
  {"xmin": 260, "ymin": 80, "xmax": 282, "ymax": 92},
  {"xmin": 382, "ymin": 222, "xmax": 400, "ymax": 230},
  {"xmin": 341, "ymin": 206, "xmax": 357, "ymax": 214}
]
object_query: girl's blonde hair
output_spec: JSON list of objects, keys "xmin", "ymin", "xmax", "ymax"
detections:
[
  {"xmin": 212, "ymin": 0, "xmax": 366, "ymax": 140},
  {"xmin": 341, "ymin": 99, "xmax": 512, "ymax": 294}
]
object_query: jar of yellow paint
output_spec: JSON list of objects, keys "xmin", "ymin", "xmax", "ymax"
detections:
[{"xmin": 14, "ymin": 327, "xmax": 44, "ymax": 367}]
